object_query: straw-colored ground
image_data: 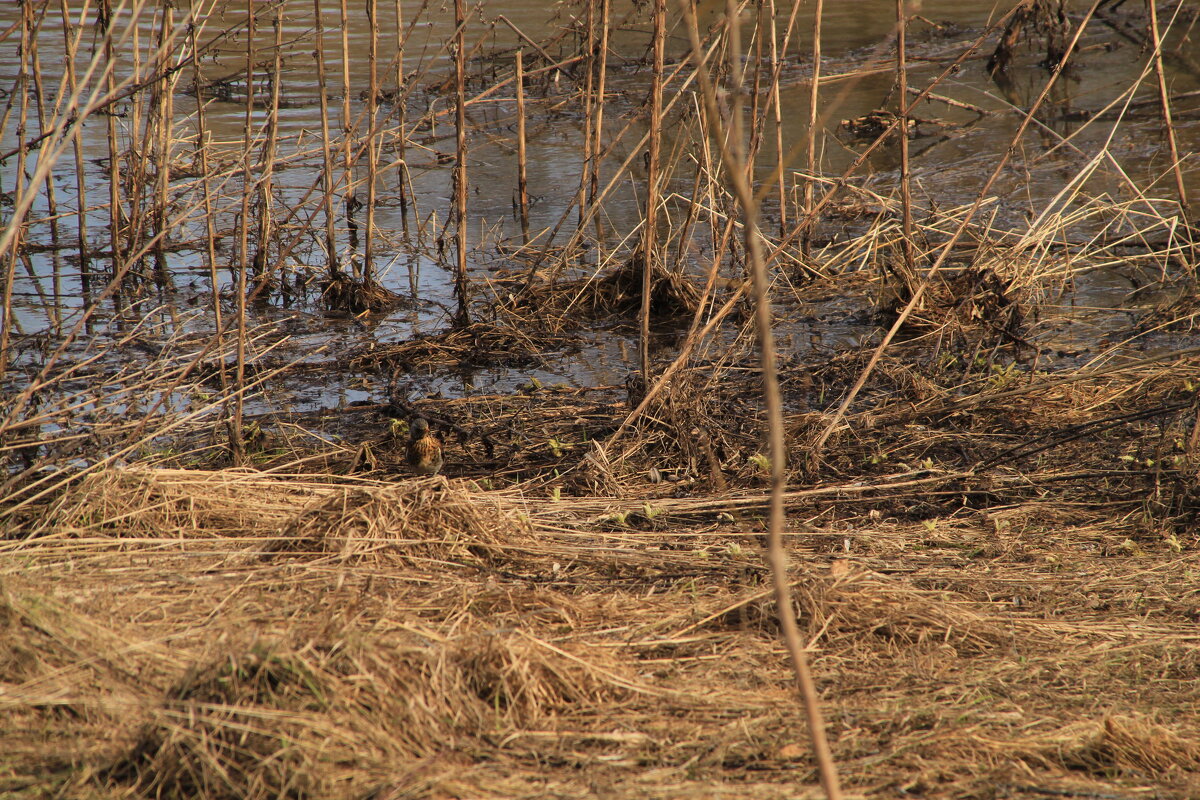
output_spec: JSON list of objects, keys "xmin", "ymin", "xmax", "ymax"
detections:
[{"xmin": 3, "ymin": 453, "xmax": 1198, "ymax": 799}]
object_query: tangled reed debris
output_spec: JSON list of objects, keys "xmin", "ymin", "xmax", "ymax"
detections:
[{"xmin": 352, "ymin": 320, "xmax": 559, "ymax": 372}]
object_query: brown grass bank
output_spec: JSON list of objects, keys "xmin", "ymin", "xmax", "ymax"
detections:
[{"xmin": 2, "ymin": 456, "xmax": 1199, "ymax": 798}]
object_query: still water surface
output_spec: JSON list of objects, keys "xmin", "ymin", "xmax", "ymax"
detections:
[{"xmin": 1, "ymin": 0, "xmax": 1197, "ymax": 411}]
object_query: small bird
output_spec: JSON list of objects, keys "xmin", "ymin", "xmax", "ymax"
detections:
[{"xmin": 405, "ymin": 417, "xmax": 443, "ymax": 476}]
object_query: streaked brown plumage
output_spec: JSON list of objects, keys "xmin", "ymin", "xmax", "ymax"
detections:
[{"xmin": 406, "ymin": 417, "xmax": 443, "ymax": 475}]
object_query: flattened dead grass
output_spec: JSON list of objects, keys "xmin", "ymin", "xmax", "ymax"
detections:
[{"xmin": 2, "ymin": 464, "xmax": 1198, "ymax": 799}]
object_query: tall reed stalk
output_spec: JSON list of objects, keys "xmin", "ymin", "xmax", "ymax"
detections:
[
  {"xmin": 124, "ymin": 4, "xmax": 148, "ymax": 285},
  {"xmin": 340, "ymin": 0, "xmax": 359, "ymax": 275},
  {"xmin": 252, "ymin": 1, "xmax": 284, "ymax": 282},
  {"xmin": 515, "ymin": 48, "xmax": 530, "ymax": 244},
  {"xmin": 150, "ymin": 1, "xmax": 175, "ymax": 285},
  {"xmin": 578, "ymin": 0, "xmax": 596, "ymax": 228},
  {"xmin": 745, "ymin": 0, "xmax": 764, "ymax": 168},
  {"xmin": 639, "ymin": 0, "xmax": 665, "ymax": 380},
  {"xmin": 98, "ymin": 0, "xmax": 125, "ymax": 295},
  {"xmin": 453, "ymin": 0, "xmax": 470, "ymax": 325},
  {"xmin": 1147, "ymin": 0, "xmax": 1191, "ymax": 244},
  {"xmin": 766, "ymin": 0, "xmax": 783, "ymax": 239},
  {"xmin": 588, "ymin": 0, "xmax": 610, "ymax": 233},
  {"xmin": 59, "ymin": 0, "xmax": 91, "ymax": 300},
  {"xmin": 232, "ymin": 0, "xmax": 258, "ymax": 464},
  {"xmin": 0, "ymin": 0, "xmax": 32, "ymax": 380},
  {"xmin": 802, "ymin": 0, "xmax": 823, "ymax": 257},
  {"xmin": 313, "ymin": 0, "xmax": 341, "ymax": 278},
  {"xmin": 895, "ymin": 0, "xmax": 915, "ymax": 279},
  {"xmin": 366, "ymin": 0, "xmax": 380, "ymax": 275},
  {"xmin": 186, "ymin": 0, "xmax": 230, "ymax": 434},
  {"xmin": 680, "ymin": 2, "xmax": 844, "ymax": 795},
  {"xmin": 28, "ymin": 7, "xmax": 63, "ymax": 325},
  {"xmin": 394, "ymin": 0, "xmax": 409, "ymax": 225}
]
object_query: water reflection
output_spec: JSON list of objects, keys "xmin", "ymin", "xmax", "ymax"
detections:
[{"xmin": 0, "ymin": 0, "xmax": 1197, "ymax": 413}]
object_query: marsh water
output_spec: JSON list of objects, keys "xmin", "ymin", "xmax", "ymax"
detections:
[{"xmin": 2, "ymin": 0, "xmax": 1198, "ymax": 440}]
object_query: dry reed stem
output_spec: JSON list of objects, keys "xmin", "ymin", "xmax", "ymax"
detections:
[
  {"xmin": 894, "ymin": 0, "xmax": 915, "ymax": 281},
  {"xmin": 681, "ymin": 1, "xmax": 843, "ymax": 797},
  {"xmin": 1147, "ymin": 0, "xmax": 1192, "ymax": 255},
  {"xmin": 639, "ymin": 0, "xmax": 665, "ymax": 382},
  {"xmin": 453, "ymin": 0, "xmax": 471, "ymax": 325},
  {"xmin": 515, "ymin": 48, "xmax": 529, "ymax": 242}
]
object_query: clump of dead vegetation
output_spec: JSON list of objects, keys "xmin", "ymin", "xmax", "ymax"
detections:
[
  {"xmin": 262, "ymin": 478, "xmax": 529, "ymax": 567},
  {"xmin": 523, "ymin": 252, "xmax": 705, "ymax": 322},
  {"xmin": 351, "ymin": 319, "xmax": 560, "ymax": 374},
  {"xmin": 876, "ymin": 263, "xmax": 1029, "ymax": 350},
  {"xmin": 93, "ymin": 622, "xmax": 633, "ymax": 800},
  {"xmin": 321, "ymin": 273, "xmax": 405, "ymax": 315}
]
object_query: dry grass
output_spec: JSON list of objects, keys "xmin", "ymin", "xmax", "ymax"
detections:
[{"xmin": 2, "ymin": 459, "xmax": 1198, "ymax": 799}]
